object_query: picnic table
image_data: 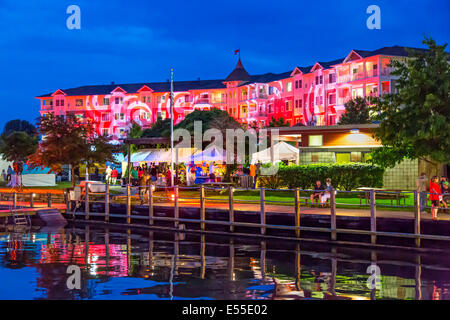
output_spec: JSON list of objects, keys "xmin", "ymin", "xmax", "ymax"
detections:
[{"xmin": 356, "ymin": 187, "xmax": 407, "ymax": 205}]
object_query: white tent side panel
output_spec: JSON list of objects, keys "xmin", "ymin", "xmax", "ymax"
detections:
[{"xmin": 22, "ymin": 174, "xmax": 56, "ymax": 187}]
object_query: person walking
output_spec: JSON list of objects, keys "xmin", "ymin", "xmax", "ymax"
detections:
[
  {"xmin": 6, "ymin": 165, "xmax": 13, "ymax": 181},
  {"xmin": 111, "ymin": 167, "xmax": 118, "ymax": 185},
  {"xmin": 429, "ymin": 176, "xmax": 441, "ymax": 221},
  {"xmin": 416, "ymin": 172, "xmax": 428, "ymax": 213},
  {"xmin": 105, "ymin": 165, "xmax": 112, "ymax": 184}
]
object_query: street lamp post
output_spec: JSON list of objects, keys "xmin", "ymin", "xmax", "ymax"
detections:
[{"xmin": 170, "ymin": 68, "xmax": 175, "ymax": 187}]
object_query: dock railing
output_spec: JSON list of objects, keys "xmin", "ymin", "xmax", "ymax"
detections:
[{"xmin": 63, "ymin": 184, "xmax": 450, "ymax": 247}]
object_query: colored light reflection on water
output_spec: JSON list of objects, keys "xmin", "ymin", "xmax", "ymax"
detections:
[{"xmin": 0, "ymin": 227, "xmax": 449, "ymax": 300}]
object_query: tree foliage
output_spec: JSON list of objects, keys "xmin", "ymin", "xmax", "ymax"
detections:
[
  {"xmin": 29, "ymin": 114, "xmax": 115, "ymax": 186},
  {"xmin": 370, "ymin": 38, "xmax": 450, "ymax": 167},
  {"xmin": 2, "ymin": 119, "xmax": 37, "ymax": 136},
  {"xmin": 338, "ymin": 97, "xmax": 374, "ymax": 125},
  {"xmin": 267, "ymin": 117, "xmax": 290, "ymax": 127},
  {"xmin": 0, "ymin": 119, "xmax": 38, "ymax": 164}
]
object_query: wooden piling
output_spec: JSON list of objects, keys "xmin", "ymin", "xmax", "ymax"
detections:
[
  {"xmin": 294, "ymin": 188, "xmax": 301, "ymax": 238},
  {"xmin": 200, "ymin": 185, "xmax": 205, "ymax": 231},
  {"xmin": 260, "ymin": 187, "xmax": 266, "ymax": 235},
  {"xmin": 330, "ymin": 189, "xmax": 337, "ymax": 241}
]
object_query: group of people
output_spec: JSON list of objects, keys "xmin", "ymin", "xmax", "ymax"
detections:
[
  {"xmin": 310, "ymin": 179, "xmax": 334, "ymax": 207},
  {"xmin": 417, "ymin": 173, "xmax": 449, "ymax": 220},
  {"xmin": 126, "ymin": 163, "xmax": 172, "ymax": 187}
]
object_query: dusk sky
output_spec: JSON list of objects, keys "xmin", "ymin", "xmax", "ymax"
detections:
[{"xmin": 0, "ymin": 0, "xmax": 448, "ymax": 130}]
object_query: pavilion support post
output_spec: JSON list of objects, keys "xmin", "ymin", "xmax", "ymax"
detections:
[
  {"xmin": 294, "ymin": 188, "xmax": 301, "ymax": 238},
  {"xmin": 105, "ymin": 183, "xmax": 110, "ymax": 223},
  {"xmin": 260, "ymin": 187, "xmax": 266, "ymax": 235},
  {"xmin": 330, "ymin": 188, "xmax": 336, "ymax": 241},
  {"xmin": 370, "ymin": 189, "xmax": 376, "ymax": 244},
  {"xmin": 228, "ymin": 186, "xmax": 234, "ymax": 232},
  {"xmin": 200, "ymin": 185, "xmax": 206, "ymax": 231},
  {"xmin": 414, "ymin": 191, "xmax": 421, "ymax": 248},
  {"xmin": 85, "ymin": 183, "xmax": 90, "ymax": 220}
]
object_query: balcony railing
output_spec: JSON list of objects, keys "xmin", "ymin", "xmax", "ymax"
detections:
[
  {"xmin": 211, "ymin": 98, "xmax": 227, "ymax": 104},
  {"xmin": 41, "ymin": 105, "xmax": 53, "ymax": 111},
  {"xmin": 194, "ymin": 98, "xmax": 210, "ymax": 104}
]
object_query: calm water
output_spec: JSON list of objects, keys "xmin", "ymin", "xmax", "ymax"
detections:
[{"xmin": 0, "ymin": 225, "xmax": 449, "ymax": 300}]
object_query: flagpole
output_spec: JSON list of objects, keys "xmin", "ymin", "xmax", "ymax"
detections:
[{"xmin": 170, "ymin": 68, "xmax": 175, "ymax": 187}]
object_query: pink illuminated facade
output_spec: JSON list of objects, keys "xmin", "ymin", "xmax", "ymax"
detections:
[{"xmin": 37, "ymin": 46, "xmax": 415, "ymax": 139}]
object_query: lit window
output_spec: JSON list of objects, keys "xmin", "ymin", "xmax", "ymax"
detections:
[
  {"xmin": 76, "ymin": 99, "xmax": 83, "ymax": 106},
  {"xmin": 103, "ymin": 98, "xmax": 110, "ymax": 105},
  {"xmin": 101, "ymin": 128, "xmax": 109, "ymax": 136},
  {"xmin": 308, "ymin": 135, "xmax": 323, "ymax": 147},
  {"xmin": 286, "ymin": 82, "xmax": 292, "ymax": 92}
]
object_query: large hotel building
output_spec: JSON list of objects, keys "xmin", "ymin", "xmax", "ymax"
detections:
[{"xmin": 37, "ymin": 46, "xmax": 418, "ymax": 139}]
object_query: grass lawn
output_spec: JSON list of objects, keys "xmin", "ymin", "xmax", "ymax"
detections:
[{"xmin": 151, "ymin": 188, "xmax": 417, "ymax": 212}]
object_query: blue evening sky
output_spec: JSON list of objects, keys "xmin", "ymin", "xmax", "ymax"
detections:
[{"xmin": 0, "ymin": 0, "xmax": 448, "ymax": 130}]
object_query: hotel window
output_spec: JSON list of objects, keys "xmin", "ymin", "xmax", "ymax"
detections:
[
  {"xmin": 295, "ymin": 81, "xmax": 298, "ymax": 89},
  {"xmin": 329, "ymin": 73, "xmax": 336, "ymax": 83},
  {"xmin": 315, "ymin": 76, "xmax": 319, "ymax": 85},
  {"xmin": 285, "ymin": 101, "xmax": 292, "ymax": 111},
  {"xmin": 320, "ymin": 96, "xmax": 323, "ymax": 105},
  {"xmin": 269, "ymin": 87, "xmax": 274, "ymax": 95},
  {"xmin": 115, "ymin": 97, "xmax": 120, "ymax": 104},
  {"xmin": 56, "ymin": 100, "xmax": 60, "ymax": 107},
  {"xmin": 308, "ymin": 135, "xmax": 323, "ymax": 147},
  {"xmin": 311, "ymin": 153, "xmax": 319, "ymax": 162},
  {"xmin": 299, "ymin": 80, "xmax": 302, "ymax": 88},
  {"xmin": 268, "ymin": 104, "xmax": 273, "ymax": 113},
  {"xmin": 286, "ymin": 82, "xmax": 292, "ymax": 92},
  {"xmin": 103, "ymin": 98, "xmax": 110, "ymax": 105},
  {"xmin": 147, "ymin": 96, "xmax": 151, "ymax": 103},
  {"xmin": 101, "ymin": 113, "xmax": 110, "ymax": 122},
  {"xmin": 114, "ymin": 113, "xmax": 124, "ymax": 121},
  {"xmin": 75, "ymin": 99, "xmax": 83, "ymax": 106},
  {"xmin": 329, "ymin": 94, "xmax": 336, "ymax": 104},
  {"xmin": 157, "ymin": 96, "xmax": 161, "ymax": 103},
  {"xmin": 141, "ymin": 96, "xmax": 146, "ymax": 103},
  {"xmin": 319, "ymin": 75, "xmax": 323, "ymax": 84},
  {"xmin": 101, "ymin": 128, "xmax": 109, "ymax": 136}
]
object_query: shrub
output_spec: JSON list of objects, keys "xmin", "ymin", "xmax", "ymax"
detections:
[{"xmin": 273, "ymin": 163, "xmax": 384, "ymax": 191}]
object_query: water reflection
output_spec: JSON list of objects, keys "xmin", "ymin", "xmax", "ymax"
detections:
[{"xmin": 0, "ymin": 226, "xmax": 449, "ymax": 300}]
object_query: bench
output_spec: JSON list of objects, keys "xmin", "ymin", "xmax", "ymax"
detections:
[{"xmin": 358, "ymin": 191, "xmax": 407, "ymax": 205}]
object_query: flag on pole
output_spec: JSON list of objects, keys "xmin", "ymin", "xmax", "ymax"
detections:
[{"xmin": 234, "ymin": 49, "xmax": 240, "ymax": 55}]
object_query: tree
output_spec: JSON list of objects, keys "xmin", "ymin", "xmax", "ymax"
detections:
[
  {"xmin": 370, "ymin": 37, "xmax": 450, "ymax": 168},
  {"xmin": 0, "ymin": 120, "xmax": 38, "ymax": 168},
  {"xmin": 338, "ymin": 97, "xmax": 374, "ymax": 125},
  {"xmin": 2, "ymin": 119, "xmax": 37, "ymax": 136},
  {"xmin": 29, "ymin": 114, "xmax": 115, "ymax": 186},
  {"xmin": 142, "ymin": 117, "xmax": 171, "ymax": 138}
]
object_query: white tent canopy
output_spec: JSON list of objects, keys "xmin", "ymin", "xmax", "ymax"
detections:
[
  {"xmin": 251, "ymin": 141, "xmax": 300, "ymax": 164},
  {"xmin": 186, "ymin": 145, "xmax": 227, "ymax": 163},
  {"xmin": 126, "ymin": 148, "xmax": 196, "ymax": 165}
]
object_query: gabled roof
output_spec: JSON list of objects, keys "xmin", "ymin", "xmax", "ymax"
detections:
[
  {"xmin": 111, "ymin": 86, "xmax": 127, "ymax": 94},
  {"xmin": 224, "ymin": 57, "xmax": 251, "ymax": 82},
  {"xmin": 51, "ymin": 89, "xmax": 66, "ymax": 96}
]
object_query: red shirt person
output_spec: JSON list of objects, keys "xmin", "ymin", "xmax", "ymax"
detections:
[{"xmin": 429, "ymin": 176, "xmax": 442, "ymax": 220}]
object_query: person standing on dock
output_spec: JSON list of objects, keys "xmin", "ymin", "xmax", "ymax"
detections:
[
  {"xmin": 416, "ymin": 173, "xmax": 428, "ymax": 213},
  {"xmin": 429, "ymin": 176, "xmax": 441, "ymax": 221}
]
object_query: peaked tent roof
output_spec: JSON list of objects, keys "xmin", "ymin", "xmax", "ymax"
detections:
[
  {"xmin": 251, "ymin": 141, "xmax": 299, "ymax": 164},
  {"xmin": 224, "ymin": 57, "xmax": 251, "ymax": 82}
]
